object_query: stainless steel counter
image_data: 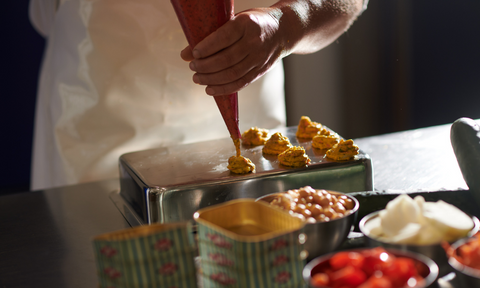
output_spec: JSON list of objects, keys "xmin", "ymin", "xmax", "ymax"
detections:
[
  {"xmin": 0, "ymin": 122, "xmax": 475, "ymax": 288},
  {"xmin": 354, "ymin": 123, "xmax": 468, "ymax": 192}
]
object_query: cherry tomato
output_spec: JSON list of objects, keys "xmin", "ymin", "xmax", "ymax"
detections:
[
  {"xmin": 361, "ymin": 247, "xmax": 395, "ymax": 276},
  {"xmin": 311, "ymin": 273, "xmax": 330, "ymax": 287},
  {"xmin": 331, "ymin": 266, "xmax": 367, "ymax": 287},
  {"xmin": 358, "ymin": 275, "xmax": 393, "ymax": 288},
  {"xmin": 383, "ymin": 257, "xmax": 417, "ymax": 286},
  {"xmin": 330, "ymin": 251, "xmax": 365, "ymax": 271}
]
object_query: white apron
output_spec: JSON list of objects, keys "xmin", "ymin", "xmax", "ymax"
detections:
[{"xmin": 29, "ymin": 0, "xmax": 286, "ymax": 190}]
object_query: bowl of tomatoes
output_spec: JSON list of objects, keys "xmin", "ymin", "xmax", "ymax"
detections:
[
  {"xmin": 303, "ymin": 247, "xmax": 439, "ymax": 288},
  {"xmin": 445, "ymin": 232, "xmax": 480, "ymax": 287}
]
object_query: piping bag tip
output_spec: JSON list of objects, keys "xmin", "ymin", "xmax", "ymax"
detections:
[{"xmin": 214, "ymin": 93, "xmax": 241, "ymax": 140}]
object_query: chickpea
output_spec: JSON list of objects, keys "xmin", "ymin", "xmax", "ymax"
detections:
[
  {"xmin": 289, "ymin": 210, "xmax": 305, "ymax": 221},
  {"xmin": 330, "ymin": 196, "xmax": 338, "ymax": 205},
  {"xmin": 324, "ymin": 192, "xmax": 332, "ymax": 203},
  {"xmin": 315, "ymin": 214, "xmax": 326, "ymax": 222},
  {"xmin": 306, "ymin": 195, "xmax": 314, "ymax": 203},
  {"xmin": 290, "ymin": 202, "xmax": 297, "ymax": 210},
  {"xmin": 333, "ymin": 203, "xmax": 346, "ymax": 214},
  {"xmin": 301, "ymin": 208, "xmax": 312, "ymax": 218},
  {"xmin": 291, "ymin": 205, "xmax": 301, "ymax": 215},
  {"xmin": 298, "ymin": 187, "xmax": 314, "ymax": 198},
  {"xmin": 271, "ymin": 196, "xmax": 290, "ymax": 210},
  {"xmin": 306, "ymin": 217, "xmax": 316, "ymax": 224},
  {"xmin": 288, "ymin": 190, "xmax": 299, "ymax": 198},
  {"xmin": 343, "ymin": 198, "xmax": 355, "ymax": 210},
  {"xmin": 310, "ymin": 204, "xmax": 323, "ymax": 217},
  {"xmin": 323, "ymin": 207, "xmax": 335, "ymax": 218},
  {"xmin": 312, "ymin": 193, "xmax": 324, "ymax": 205},
  {"xmin": 318, "ymin": 197, "xmax": 330, "ymax": 208},
  {"xmin": 331, "ymin": 213, "xmax": 344, "ymax": 220}
]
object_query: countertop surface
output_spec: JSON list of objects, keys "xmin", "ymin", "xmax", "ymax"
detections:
[{"xmin": 0, "ymin": 122, "xmax": 477, "ymax": 288}]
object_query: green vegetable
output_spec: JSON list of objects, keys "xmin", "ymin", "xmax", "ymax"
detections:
[{"xmin": 450, "ymin": 117, "xmax": 480, "ymax": 204}]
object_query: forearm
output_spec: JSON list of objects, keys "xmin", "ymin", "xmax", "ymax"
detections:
[{"xmin": 270, "ymin": 0, "xmax": 364, "ymax": 55}]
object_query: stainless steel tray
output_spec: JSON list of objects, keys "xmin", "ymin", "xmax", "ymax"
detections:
[{"xmin": 116, "ymin": 126, "xmax": 373, "ymax": 225}]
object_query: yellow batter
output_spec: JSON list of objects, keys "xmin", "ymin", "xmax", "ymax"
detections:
[
  {"xmin": 228, "ymin": 137, "xmax": 255, "ymax": 174},
  {"xmin": 278, "ymin": 146, "xmax": 311, "ymax": 167},
  {"xmin": 241, "ymin": 127, "xmax": 269, "ymax": 146},
  {"xmin": 326, "ymin": 139, "xmax": 359, "ymax": 161},
  {"xmin": 227, "ymin": 155, "xmax": 256, "ymax": 174},
  {"xmin": 312, "ymin": 129, "xmax": 340, "ymax": 149},
  {"xmin": 296, "ymin": 116, "xmax": 323, "ymax": 139},
  {"xmin": 263, "ymin": 132, "xmax": 293, "ymax": 155}
]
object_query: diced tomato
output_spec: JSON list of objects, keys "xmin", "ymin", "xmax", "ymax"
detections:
[
  {"xmin": 330, "ymin": 251, "xmax": 365, "ymax": 271},
  {"xmin": 311, "ymin": 248, "xmax": 428, "ymax": 288},
  {"xmin": 311, "ymin": 273, "xmax": 330, "ymax": 287},
  {"xmin": 456, "ymin": 234, "xmax": 480, "ymax": 269},
  {"xmin": 358, "ymin": 274, "xmax": 393, "ymax": 288},
  {"xmin": 383, "ymin": 257, "xmax": 417, "ymax": 287},
  {"xmin": 361, "ymin": 247, "xmax": 395, "ymax": 276},
  {"xmin": 331, "ymin": 266, "xmax": 367, "ymax": 287}
]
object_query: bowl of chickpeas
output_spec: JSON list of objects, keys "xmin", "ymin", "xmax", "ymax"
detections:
[{"xmin": 256, "ymin": 186, "xmax": 359, "ymax": 260}]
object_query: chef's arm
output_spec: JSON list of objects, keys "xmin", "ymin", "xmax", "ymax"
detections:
[
  {"xmin": 181, "ymin": 0, "xmax": 367, "ymax": 97},
  {"xmin": 270, "ymin": 0, "xmax": 366, "ymax": 55}
]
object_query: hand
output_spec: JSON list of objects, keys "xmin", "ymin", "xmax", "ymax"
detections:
[
  {"xmin": 181, "ymin": 8, "xmax": 287, "ymax": 96},
  {"xmin": 180, "ymin": 0, "xmax": 364, "ymax": 96}
]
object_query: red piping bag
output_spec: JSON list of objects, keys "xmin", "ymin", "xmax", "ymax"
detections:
[{"xmin": 171, "ymin": 0, "xmax": 241, "ymax": 140}]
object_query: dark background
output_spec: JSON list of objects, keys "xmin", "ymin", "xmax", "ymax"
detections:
[
  {"xmin": 1, "ymin": 1, "xmax": 44, "ymax": 194},
  {"xmin": 1, "ymin": 0, "xmax": 480, "ymax": 195}
]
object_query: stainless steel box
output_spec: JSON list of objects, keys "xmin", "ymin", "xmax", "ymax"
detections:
[{"xmin": 113, "ymin": 126, "xmax": 373, "ymax": 226}]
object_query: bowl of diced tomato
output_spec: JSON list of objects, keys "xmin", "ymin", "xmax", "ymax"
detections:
[
  {"xmin": 303, "ymin": 247, "xmax": 439, "ymax": 288},
  {"xmin": 445, "ymin": 232, "xmax": 480, "ymax": 287}
]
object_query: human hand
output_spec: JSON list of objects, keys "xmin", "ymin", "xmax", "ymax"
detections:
[
  {"xmin": 180, "ymin": 0, "xmax": 364, "ymax": 96},
  {"xmin": 180, "ymin": 8, "xmax": 287, "ymax": 96}
]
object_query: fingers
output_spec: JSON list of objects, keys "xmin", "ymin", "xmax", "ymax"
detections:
[
  {"xmin": 191, "ymin": 18, "xmax": 244, "ymax": 60},
  {"xmin": 192, "ymin": 52, "xmax": 251, "ymax": 86},
  {"xmin": 204, "ymin": 72, "xmax": 251, "ymax": 96},
  {"xmin": 202, "ymin": 63, "xmax": 269, "ymax": 96},
  {"xmin": 189, "ymin": 42, "xmax": 248, "ymax": 74},
  {"xmin": 180, "ymin": 46, "xmax": 194, "ymax": 61}
]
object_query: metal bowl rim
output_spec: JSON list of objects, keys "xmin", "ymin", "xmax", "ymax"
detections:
[{"xmin": 448, "ymin": 236, "xmax": 480, "ymax": 278}]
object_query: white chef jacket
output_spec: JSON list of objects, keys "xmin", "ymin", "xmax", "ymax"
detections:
[{"xmin": 29, "ymin": 0, "xmax": 286, "ymax": 190}]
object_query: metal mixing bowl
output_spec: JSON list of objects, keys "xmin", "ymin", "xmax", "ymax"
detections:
[
  {"xmin": 256, "ymin": 190, "xmax": 359, "ymax": 260},
  {"xmin": 447, "ymin": 236, "xmax": 480, "ymax": 287},
  {"xmin": 359, "ymin": 211, "xmax": 480, "ymax": 277},
  {"xmin": 303, "ymin": 248, "xmax": 439, "ymax": 288}
]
